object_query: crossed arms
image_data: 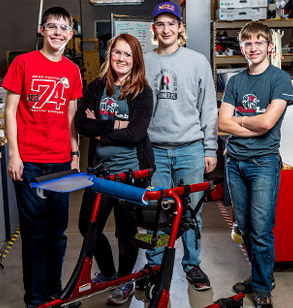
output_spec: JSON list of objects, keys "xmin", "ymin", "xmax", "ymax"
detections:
[{"xmin": 218, "ymin": 99, "xmax": 287, "ymax": 137}]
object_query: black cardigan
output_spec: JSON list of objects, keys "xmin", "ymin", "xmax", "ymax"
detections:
[{"xmin": 75, "ymin": 78, "xmax": 155, "ymax": 171}]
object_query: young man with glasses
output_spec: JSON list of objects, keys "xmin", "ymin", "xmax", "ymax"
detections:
[
  {"xmin": 219, "ymin": 21, "xmax": 293, "ymax": 308},
  {"xmin": 141, "ymin": 2, "xmax": 218, "ymax": 291},
  {"xmin": 3, "ymin": 7, "xmax": 82, "ymax": 308}
]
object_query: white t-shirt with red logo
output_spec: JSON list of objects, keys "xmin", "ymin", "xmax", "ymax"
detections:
[{"xmin": 3, "ymin": 50, "xmax": 83, "ymax": 163}]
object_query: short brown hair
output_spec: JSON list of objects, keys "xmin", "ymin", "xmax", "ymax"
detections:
[
  {"xmin": 41, "ymin": 7, "xmax": 72, "ymax": 27},
  {"xmin": 239, "ymin": 21, "xmax": 272, "ymax": 43}
]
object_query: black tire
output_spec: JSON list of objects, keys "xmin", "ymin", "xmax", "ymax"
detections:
[{"xmin": 145, "ymin": 283, "xmax": 156, "ymax": 300}]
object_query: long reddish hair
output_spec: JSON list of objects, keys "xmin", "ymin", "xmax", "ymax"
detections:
[{"xmin": 100, "ymin": 33, "xmax": 151, "ymax": 100}]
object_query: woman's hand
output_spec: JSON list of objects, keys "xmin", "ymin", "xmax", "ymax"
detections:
[
  {"xmin": 120, "ymin": 120, "xmax": 129, "ymax": 129},
  {"xmin": 85, "ymin": 108, "xmax": 129, "ymax": 140},
  {"xmin": 85, "ymin": 109, "xmax": 96, "ymax": 119}
]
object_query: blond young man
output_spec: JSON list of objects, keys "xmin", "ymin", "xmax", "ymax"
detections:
[
  {"xmin": 219, "ymin": 21, "xmax": 293, "ymax": 308},
  {"xmin": 142, "ymin": 2, "xmax": 218, "ymax": 291}
]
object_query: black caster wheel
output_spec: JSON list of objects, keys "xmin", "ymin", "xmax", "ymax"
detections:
[{"xmin": 145, "ymin": 283, "xmax": 156, "ymax": 300}]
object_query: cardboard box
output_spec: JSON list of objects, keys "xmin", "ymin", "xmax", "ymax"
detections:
[
  {"xmin": 217, "ymin": 0, "xmax": 268, "ymax": 8},
  {"xmin": 83, "ymin": 50, "xmax": 100, "ymax": 85},
  {"xmin": 211, "ymin": 0, "xmax": 217, "ymax": 20},
  {"xmin": 217, "ymin": 7, "xmax": 267, "ymax": 20}
]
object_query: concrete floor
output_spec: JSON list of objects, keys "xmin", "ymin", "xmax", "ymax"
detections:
[{"xmin": 0, "ymin": 138, "xmax": 293, "ymax": 308}]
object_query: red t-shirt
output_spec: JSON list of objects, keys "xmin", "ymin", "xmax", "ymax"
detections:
[{"xmin": 2, "ymin": 50, "xmax": 83, "ymax": 163}]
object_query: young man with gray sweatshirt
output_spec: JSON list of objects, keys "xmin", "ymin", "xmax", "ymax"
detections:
[{"xmin": 141, "ymin": 2, "xmax": 218, "ymax": 291}]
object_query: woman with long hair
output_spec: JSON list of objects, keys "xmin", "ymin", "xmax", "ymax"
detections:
[{"xmin": 74, "ymin": 33, "xmax": 154, "ymax": 305}]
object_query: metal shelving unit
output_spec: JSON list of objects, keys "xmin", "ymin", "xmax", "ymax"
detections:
[{"xmin": 212, "ymin": 19, "xmax": 293, "ymax": 94}]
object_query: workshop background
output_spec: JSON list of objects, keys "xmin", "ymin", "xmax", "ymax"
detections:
[{"xmin": 0, "ymin": 1, "xmax": 293, "ymax": 307}]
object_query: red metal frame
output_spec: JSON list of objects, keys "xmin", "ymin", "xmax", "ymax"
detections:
[
  {"xmin": 204, "ymin": 293, "xmax": 245, "ymax": 308},
  {"xmin": 37, "ymin": 169, "xmax": 220, "ymax": 308}
]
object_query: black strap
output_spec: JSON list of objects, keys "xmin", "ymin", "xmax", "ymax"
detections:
[
  {"xmin": 114, "ymin": 174, "xmax": 122, "ymax": 182},
  {"xmin": 149, "ymin": 189, "xmax": 166, "ymax": 248},
  {"xmin": 135, "ymin": 204, "xmax": 144, "ymax": 227},
  {"xmin": 183, "ymin": 184, "xmax": 191, "ymax": 197},
  {"xmin": 126, "ymin": 168, "xmax": 135, "ymax": 185},
  {"xmin": 190, "ymin": 180, "xmax": 215, "ymax": 220}
]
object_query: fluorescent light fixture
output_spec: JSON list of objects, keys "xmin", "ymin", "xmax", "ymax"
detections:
[{"xmin": 90, "ymin": 0, "xmax": 144, "ymax": 5}]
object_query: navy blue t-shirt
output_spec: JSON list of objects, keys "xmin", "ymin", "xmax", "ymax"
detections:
[
  {"xmin": 223, "ymin": 64, "xmax": 293, "ymax": 160},
  {"xmin": 96, "ymin": 86, "xmax": 139, "ymax": 173}
]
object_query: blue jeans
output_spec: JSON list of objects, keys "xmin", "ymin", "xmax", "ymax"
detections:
[
  {"xmin": 14, "ymin": 162, "xmax": 71, "ymax": 306},
  {"xmin": 226, "ymin": 154, "xmax": 281, "ymax": 294},
  {"xmin": 146, "ymin": 142, "xmax": 205, "ymax": 272}
]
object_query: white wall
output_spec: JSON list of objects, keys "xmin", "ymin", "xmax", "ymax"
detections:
[
  {"xmin": 186, "ymin": 0, "xmax": 211, "ymax": 62},
  {"xmin": 280, "ymin": 104, "xmax": 293, "ymax": 167}
]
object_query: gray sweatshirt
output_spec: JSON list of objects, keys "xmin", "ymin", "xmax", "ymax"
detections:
[{"xmin": 144, "ymin": 47, "xmax": 218, "ymax": 157}]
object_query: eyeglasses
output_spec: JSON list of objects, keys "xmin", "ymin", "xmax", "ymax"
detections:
[
  {"xmin": 241, "ymin": 40, "xmax": 268, "ymax": 50},
  {"xmin": 154, "ymin": 20, "xmax": 180, "ymax": 29},
  {"xmin": 111, "ymin": 49, "xmax": 133, "ymax": 60},
  {"xmin": 43, "ymin": 23, "xmax": 72, "ymax": 33}
]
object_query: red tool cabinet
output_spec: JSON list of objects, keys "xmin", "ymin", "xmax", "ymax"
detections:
[{"xmin": 274, "ymin": 169, "xmax": 293, "ymax": 262}]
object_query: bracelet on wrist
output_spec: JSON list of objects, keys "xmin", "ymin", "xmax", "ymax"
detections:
[
  {"xmin": 71, "ymin": 151, "xmax": 80, "ymax": 158},
  {"xmin": 241, "ymin": 116, "xmax": 247, "ymax": 127}
]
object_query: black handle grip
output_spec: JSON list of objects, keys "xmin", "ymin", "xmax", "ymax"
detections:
[{"xmin": 32, "ymin": 169, "xmax": 79, "ymax": 183}]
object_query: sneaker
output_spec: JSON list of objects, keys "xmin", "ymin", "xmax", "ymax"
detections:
[
  {"xmin": 254, "ymin": 292, "xmax": 273, "ymax": 308},
  {"xmin": 186, "ymin": 266, "xmax": 211, "ymax": 291},
  {"xmin": 232, "ymin": 276, "xmax": 275, "ymax": 294},
  {"xmin": 232, "ymin": 277, "xmax": 253, "ymax": 294},
  {"xmin": 92, "ymin": 272, "xmax": 117, "ymax": 285},
  {"xmin": 107, "ymin": 283, "xmax": 135, "ymax": 305},
  {"xmin": 231, "ymin": 222, "xmax": 244, "ymax": 244}
]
